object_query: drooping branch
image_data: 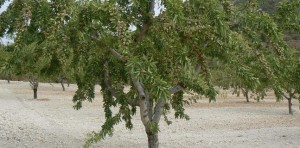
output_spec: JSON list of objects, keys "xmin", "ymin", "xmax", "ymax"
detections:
[
  {"xmin": 91, "ymin": 1, "xmax": 156, "ymax": 62},
  {"xmin": 170, "ymin": 64, "xmax": 203, "ymax": 94},
  {"xmin": 104, "ymin": 61, "xmax": 140, "ymax": 107}
]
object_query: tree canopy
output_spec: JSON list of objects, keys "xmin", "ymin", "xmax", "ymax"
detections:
[{"xmin": 1, "ymin": 0, "xmax": 300, "ymax": 147}]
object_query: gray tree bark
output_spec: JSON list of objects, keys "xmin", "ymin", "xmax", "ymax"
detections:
[
  {"xmin": 242, "ymin": 88, "xmax": 249, "ymax": 102},
  {"xmin": 147, "ymin": 131, "xmax": 159, "ymax": 148},
  {"xmin": 288, "ymin": 98, "xmax": 293, "ymax": 115},
  {"xmin": 283, "ymin": 90, "xmax": 295, "ymax": 115},
  {"xmin": 33, "ymin": 88, "xmax": 37, "ymax": 99},
  {"xmin": 60, "ymin": 78, "xmax": 65, "ymax": 91},
  {"xmin": 29, "ymin": 78, "xmax": 38, "ymax": 99}
]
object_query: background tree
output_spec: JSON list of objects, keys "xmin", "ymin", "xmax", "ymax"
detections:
[
  {"xmin": 0, "ymin": 43, "xmax": 11, "ymax": 83},
  {"xmin": 0, "ymin": 0, "xmax": 74, "ymax": 98},
  {"xmin": 273, "ymin": 0, "xmax": 300, "ymax": 114},
  {"xmin": 276, "ymin": 50, "xmax": 300, "ymax": 114},
  {"xmin": 1, "ymin": 0, "xmax": 300, "ymax": 148},
  {"xmin": 210, "ymin": 58, "xmax": 268, "ymax": 103}
]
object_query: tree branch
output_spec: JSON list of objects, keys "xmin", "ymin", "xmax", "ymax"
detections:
[
  {"xmin": 287, "ymin": 89, "xmax": 297, "ymax": 99},
  {"xmin": 104, "ymin": 61, "xmax": 140, "ymax": 107},
  {"xmin": 194, "ymin": 64, "xmax": 201, "ymax": 74},
  {"xmin": 143, "ymin": 84, "xmax": 153, "ymax": 120},
  {"xmin": 103, "ymin": 61, "xmax": 117, "ymax": 97},
  {"xmin": 170, "ymin": 64, "xmax": 202, "ymax": 94},
  {"xmin": 152, "ymin": 98, "xmax": 164, "ymax": 122},
  {"xmin": 133, "ymin": 0, "xmax": 156, "ymax": 43},
  {"xmin": 131, "ymin": 75, "xmax": 150, "ymax": 126},
  {"xmin": 129, "ymin": 98, "xmax": 140, "ymax": 107},
  {"xmin": 107, "ymin": 48, "xmax": 126, "ymax": 62},
  {"xmin": 29, "ymin": 76, "xmax": 38, "ymax": 89},
  {"xmin": 282, "ymin": 91, "xmax": 290, "ymax": 99},
  {"xmin": 90, "ymin": 34, "xmax": 127, "ymax": 62},
  {"xmin": 170, "ymin": 84, "xmax": 184, "ymax": 94}
]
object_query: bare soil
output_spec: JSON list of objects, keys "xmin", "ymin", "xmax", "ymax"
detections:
[{"xmin": 0, "ymin": 80, "xmax": 299, "ymax": 148}]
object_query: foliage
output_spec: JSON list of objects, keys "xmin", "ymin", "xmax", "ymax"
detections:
[
  {"xmin": 1, "ymin": 0, "xmax": 300, "ymax": 147},
  {"xmin": 0, "ymin": 44, "xmax": 12, "ymax": 80}
]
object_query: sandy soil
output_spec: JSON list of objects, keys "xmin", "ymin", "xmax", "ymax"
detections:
[{"xmin": 0, "ymin": 80, "xmax": 299, "ymax": 148}]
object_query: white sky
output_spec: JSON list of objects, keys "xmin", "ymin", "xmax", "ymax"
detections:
[{"xmin": 0, "ymin": 1, "xmax": 9, "ymax": 13}]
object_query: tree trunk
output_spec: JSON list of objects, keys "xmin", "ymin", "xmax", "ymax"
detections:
[
  {"xmin": 7, "ymin": 75, "xmax": 11, "ymax": 83},
  {"xmin": 33, "ymin": 88, "xmax": 37, "ymax": 99},
  {"xmin": 147, "ymin": 132, "xmax": 159, "ymax": 148},
  {"xmin": 30, "ymin": 79, "xmax": 38, "ymax": 99},
  {"xmin": 288, "ymin": 98, "xmax": 293, "ymax": 115},
  {"xmin": 58, "ymin": 77, "xmax": 66, "ymax": 91},
  {"xmin": 242, "ymin": 88, "xmax": 249, "ymax": 102},
  {"xmin": 60, "ymin": 80, "xmax": 65, "ymax": 91},
  {"xmin": 132, "ymin": 75, "xmax": 164, "ymax": 148}
]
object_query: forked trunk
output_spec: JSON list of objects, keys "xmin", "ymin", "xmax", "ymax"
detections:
[
  {"xmin": 33, "ymin": 88, "xmax": 37, "ymax": 99},
  {"xmin": 132, "ymin": 75, "xmax": 165, "ymax": 148},
  {"xmin": 288, "ymin": 98, "xmax": 293, "ymax": 115},
  {"xmin": 147, "ymin": 132, "xmax": 159, "ymax": 148}
]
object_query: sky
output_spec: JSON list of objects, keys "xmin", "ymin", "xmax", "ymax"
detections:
[{"xmin": 0, "ymin": 1, "xmax": 9, "ymax": 13}]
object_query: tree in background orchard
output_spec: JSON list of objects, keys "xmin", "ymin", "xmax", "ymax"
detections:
[
  {"xmin": 0, "ymin": 43, "xmax": 11, "ymax": 83},
  {"xmin": 1, "ymin": 0, "xmax": 300, "ymax": 147},
  {"xmin": 210, "ymin": 58, "xmax": 269, "ymax": 103},
  {"xmin": 0, "ymin": 0, "xmax": 74, "ymax": 97},
  {"xmin": 273, "ymin": 0, "xmax": 300, "ymax": 114},
  {"xmin": 210, "ymin": 0, "xmax": 300, "ymax": 112}
]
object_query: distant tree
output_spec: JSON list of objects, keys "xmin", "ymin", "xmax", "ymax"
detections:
[
  {"xmin": 11, "ymin": 42, "xmax": 42, "ymax": 99},
  {"xmin": 0, "ymin": 0, "xmax": 73, "ymax": 98},
  {"xmin": 210, "ymin": 58, "xmax": 269, "ymax": 103},
  {"xmin": 275, "ymin": 48, "xmax": 300, "ymax": 114},
  {"xmin": 0, "ymin": 44, "xmax": 14, "ymax": 83},
  {"xmin": 273, "ymin": 0, "xmax": 300, "ymax": 114},
  {"xmin": 233, "ymin": 0, "xmax": 281, "ymax": 13}
]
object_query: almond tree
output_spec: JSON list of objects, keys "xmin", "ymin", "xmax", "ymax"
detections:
[
  {"xmin": 1, "ymin": 0, "xmax": 300, "ymax": 147},
  {"xmin": 0, "ymin": 43, "xmax": 11, "ymax": 83},
  {"xmin": 273, "ymin": 0, "xmax": 300, "ymax": 114},
  {"xmin": 277, "ymin": 53, "xmax": 300, "ymax": 114},
  {"xmin": 0, "ymin": 0, "xmax": 73, "ymax": 98}
]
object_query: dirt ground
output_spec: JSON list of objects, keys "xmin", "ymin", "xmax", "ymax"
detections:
[{"xmin": 0, "ymin": 80, "xmax": 299, "ymax": 148}]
